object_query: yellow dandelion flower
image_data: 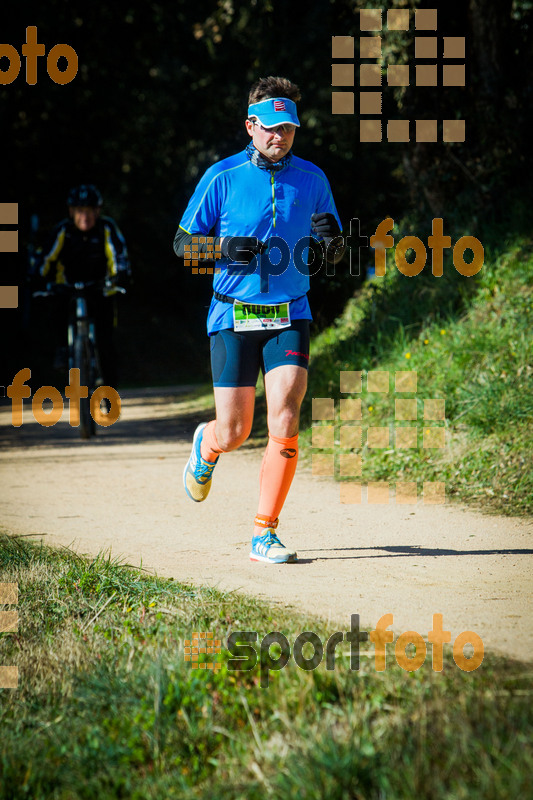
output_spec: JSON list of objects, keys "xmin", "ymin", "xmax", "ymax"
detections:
[
  {"xmin": 424, "ymin": 339, "xmax": 429, "ymax": 345},
  {"xmin": 405, "ymin": 352, "xmax": 411, "ymax": 359},
  {"xmin": 368, "ymin": 405, "xmax": 374, "ymax": 412},
  {"xmin": 440, "ymin": 329, "xmax": 446, "ymax": 335}
]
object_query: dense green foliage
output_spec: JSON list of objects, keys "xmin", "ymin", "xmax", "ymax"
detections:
[{"xmin": 1, "ymin": 533, "xmax": 532, "ymax": 798}]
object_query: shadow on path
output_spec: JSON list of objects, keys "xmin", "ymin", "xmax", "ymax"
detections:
[
  {"xmin": 305, "ymin": 544, "xmax": 533, "ymax": 559},
  {"xmin": 0, "ymin": 386, "xmax": 214, "ymax": 451}
]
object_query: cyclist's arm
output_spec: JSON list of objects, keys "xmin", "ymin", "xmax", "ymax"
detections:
[
  {"xmin": 39, "ymin": 224, "xmax": 66, "ymax": 281},
  {"xmin": 103, "ymin": 218, "xmax": 131, "ymax": 282}
]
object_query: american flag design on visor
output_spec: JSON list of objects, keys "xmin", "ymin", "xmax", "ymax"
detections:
[{"xmin": 247, "ymin": 97, "xmax": 300, "ymax": 127}]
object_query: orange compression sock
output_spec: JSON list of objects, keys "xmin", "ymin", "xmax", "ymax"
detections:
[
  {"xmin": 254, "ymin": 433, "xmax": 299, "ymax": 535},
  {"xmin": 200, "ymin": 420, "xmax": 225, "ymax": 463}
]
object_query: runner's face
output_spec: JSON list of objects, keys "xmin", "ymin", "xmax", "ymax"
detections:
[
  {"xmin": 70, "ymin": 206, "xmax": 100, "ymax": 231},
  {"xmin": 246, "ymin": 118, "xmax": 296, "ymax": 162}
]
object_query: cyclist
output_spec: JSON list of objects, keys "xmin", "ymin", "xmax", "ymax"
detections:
[
  {"xmin": 174, "ymin": 76, "xmax": 344, "ymax": 564},
  {"xmin": 39, "ymin": 184, "xmax": 130, "ymax": 387}
]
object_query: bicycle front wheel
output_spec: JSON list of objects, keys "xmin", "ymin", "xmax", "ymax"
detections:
[{"xmin": 74, "ymin": 333, "xmax": 96, "ymax": 439}]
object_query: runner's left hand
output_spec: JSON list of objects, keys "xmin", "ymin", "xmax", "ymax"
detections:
[{"xmin": 311, "ymin": 212, "xmax": 341, "ymax": 239}]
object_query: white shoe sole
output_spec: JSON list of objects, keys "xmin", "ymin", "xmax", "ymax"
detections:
[{"xmin": 249, "ymin": 551, "xmax": 297, "ymax": 564}]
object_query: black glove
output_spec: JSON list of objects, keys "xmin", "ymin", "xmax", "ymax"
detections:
[
  {"xmin": 311, "ymin": 212, "xmax": 341, "ymax": 240},
  {"xmin": 221, "ymin": 236, "xmax": 267, "ymax": 264}
]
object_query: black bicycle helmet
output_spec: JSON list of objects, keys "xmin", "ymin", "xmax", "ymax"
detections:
[{"xmin": 67, "ymin": 184, "xmax": 103, "ymax": 207}]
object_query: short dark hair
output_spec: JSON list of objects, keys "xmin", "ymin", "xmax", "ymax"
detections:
[{"xmin": 248, "ymin": 76, "xmax": 301, "ymax": 105}]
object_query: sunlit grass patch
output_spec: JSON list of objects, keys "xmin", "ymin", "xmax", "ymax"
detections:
[{"xmin": 0, "ymin": 534, "xmax": 532, "ymax": 799}]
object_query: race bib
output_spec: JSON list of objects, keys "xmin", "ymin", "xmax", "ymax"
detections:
[{"xmin": 233, "ymin": 300, "xmax": 291, "ymax": 331}]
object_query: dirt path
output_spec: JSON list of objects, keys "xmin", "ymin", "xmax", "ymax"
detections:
[{"xmin": 1, "ymin": 387, "xmax": 532, "ymax": 663}]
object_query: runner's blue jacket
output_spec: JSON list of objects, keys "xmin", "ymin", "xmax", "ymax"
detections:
[{"xmin": 177, "ymin": 148, "xmax": 341, "ymax": 334}]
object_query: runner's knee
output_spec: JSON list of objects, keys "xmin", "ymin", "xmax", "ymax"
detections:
[
  {"xmin": 215, "ymin": 419, "xmax": 252, "ymax": 451},
  {"xmin": 267, "ymin": 404, "xmax": 301, "ymax": 438}
]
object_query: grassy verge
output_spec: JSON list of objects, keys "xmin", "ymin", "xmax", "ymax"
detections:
[
  {"xmin": 301, "ymin": 238, "xmax": 533, "ymax": 516},
  {"xmin": 1, "ymin": 533, "xmax": 532, "ymax": 799}
]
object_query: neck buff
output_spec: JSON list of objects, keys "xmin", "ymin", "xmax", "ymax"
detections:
[{"xmin": 245, "ymin": 141, "xmax": 293, "ymax": 172}]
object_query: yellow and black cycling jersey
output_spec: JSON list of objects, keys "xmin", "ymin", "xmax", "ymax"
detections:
[{"xmin": 40, "ymin": 215, "xmax": 130, "ymax": 285}]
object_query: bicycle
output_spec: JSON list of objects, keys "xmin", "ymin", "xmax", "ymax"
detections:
[{"xmin": 34, "ymin": 279, "xmax": 125, "ymax": 439}]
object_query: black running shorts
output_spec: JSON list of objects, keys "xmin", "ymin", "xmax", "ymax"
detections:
[{"xmin": 210, "ymin": 320, "xmax": 310, "ymax": 388}]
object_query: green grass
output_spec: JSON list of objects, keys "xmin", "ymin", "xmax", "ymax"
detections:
[
  {"xmin": 1, "ymin": 533, "xmax": 532, "ymax": 799},
  {"xmin": 301, "ymin": 238, "xmax": 533, "ymax": 516}
]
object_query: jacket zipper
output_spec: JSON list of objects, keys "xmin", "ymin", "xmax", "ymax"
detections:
[{"xmin": 270, "ymin": 171, "xmax": 276, "ymax": 229}]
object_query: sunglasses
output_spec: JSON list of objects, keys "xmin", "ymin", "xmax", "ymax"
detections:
[{"xmin": 250, "ymin": 119, "xmax": 297, "ymax": 135}]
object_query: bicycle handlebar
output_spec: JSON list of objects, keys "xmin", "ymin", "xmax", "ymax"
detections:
[{"xmin": 33, "ymin": 279, "xmax": 126, "ymax": 298}]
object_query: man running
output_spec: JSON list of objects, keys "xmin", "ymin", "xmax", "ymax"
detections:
[{"xmin": 174, "ymin": 76, "xmax": 343, "ymax": 564}]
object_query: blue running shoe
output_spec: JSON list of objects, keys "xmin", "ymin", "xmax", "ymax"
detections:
[
  {"xmin": 250, "ymin": 529, "xmax": 297, "ymax": 564},
  {"xmin": 183, "ymin": 423, "xmax": 219, "ymax": 502}
]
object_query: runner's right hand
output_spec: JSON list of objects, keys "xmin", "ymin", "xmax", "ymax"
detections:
[{"xmin": 221, "ymin": 236, "xmax": 267, "ymax": 263}]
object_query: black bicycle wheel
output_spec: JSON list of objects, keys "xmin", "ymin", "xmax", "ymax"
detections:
[{"xmin": 74, "ymin": 333, "xmax": 95, "ymax": 439}]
